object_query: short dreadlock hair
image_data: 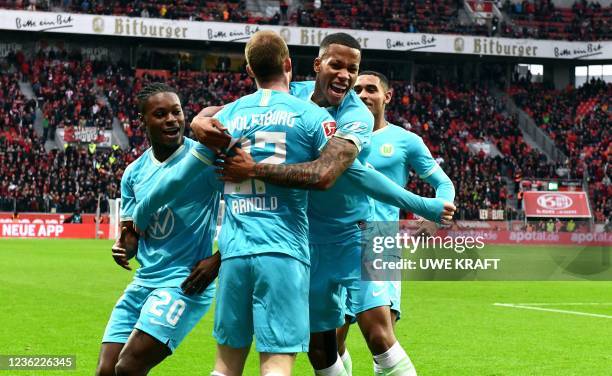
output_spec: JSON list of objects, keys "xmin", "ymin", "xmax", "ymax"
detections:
[{"xmin": 136, "ymin": 82, "xmax": 178, "ymax": 114}]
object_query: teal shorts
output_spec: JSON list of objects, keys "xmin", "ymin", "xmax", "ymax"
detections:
[
  {"xmin": 213, "ymin": 253, "xmax": 310, "ymax": 353},
  {"xmin": 309, "ymin": 231, "xmax": 368, "ymax": 333},
  {"xmin": 343, "ymin": 280, "xmax": 402, "ymax": 323},
  {"xmin": 102, "ymin": 282, "xmax": 214, "ymax": 352}
]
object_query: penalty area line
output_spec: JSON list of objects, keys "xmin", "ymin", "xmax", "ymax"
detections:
[{"xmin": 493, "ymin": 303, "xmax": 612, "ymax": 319}]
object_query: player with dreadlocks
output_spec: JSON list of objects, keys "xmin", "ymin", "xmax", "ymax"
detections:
[{"xmin": 96, "ymin": 82, "xmax": 221, "ymax": 376}]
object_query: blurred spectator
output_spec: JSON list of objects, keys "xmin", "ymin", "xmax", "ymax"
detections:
[
  {"xmin": 566, "ymin": 219, "xmax": 576, "ymax": 232},
  {"xmin": 63, "ymin": 209, "xmax": 83, "ymax": 223}
]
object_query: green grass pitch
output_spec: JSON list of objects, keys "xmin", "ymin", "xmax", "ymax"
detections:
[{"xmin": 0, "ymin": 239, "xmax": 611, "ymax": 375}]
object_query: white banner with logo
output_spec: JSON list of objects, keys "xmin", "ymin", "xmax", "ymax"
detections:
[
  {"xmin": 523, "ymin": 191, "xmax": 592, "ymax": 218},
  {"xmin": 0, "ymin": 10, "xmax": 610, "ymax": 60},
  {"xmin": 56, "ymin": 128, "xmax": 112, "ymax": 147}
]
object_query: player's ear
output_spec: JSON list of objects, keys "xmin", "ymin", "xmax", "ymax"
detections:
[
  {"xmin": 313, "ymin": 57, "xmax": 321, "ymax": 74},
  {"xmin": 384, "ymin": 88, "xmax": 393, "ymax": 105},
  {"xmin": 284, "ymin": 57, "xmax": 292, "ymax": 74},
  {"xmin": 246, "ymin": 65, "xmax": 255, "ymax": 78}
]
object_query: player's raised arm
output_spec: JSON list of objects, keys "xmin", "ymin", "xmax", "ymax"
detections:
[
  {"xmin": 423, "ymin": 168, "xmax": 455, "ymax": 202},
  {"xmin": 344, "ymin": 159, "xmax": 456, "ymax": 223},
  {"xmin": 407, "ymin": 135, "xmax": 456, "ymax": 203},
  {"xmin": 343, "ymin": 127, "xmax": 456, "ymax": 223},
  {"xmin": 217, "ymin": 136, "xmax": 455, "ymax": 222},
  {"xmin": 413, "ymin": 156, "xmax": 456, "ymax": 228}
]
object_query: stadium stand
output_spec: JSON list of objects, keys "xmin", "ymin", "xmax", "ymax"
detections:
[
  {"xmin": 296, "ymin": 0, "xmax": 490, "ymax": 36},
  {"xmin": 0, "ymin": 55, "xmax": 126, "ymax": 213},
  {"xmin": 502, "ymin": 0, "xmax": 611, "ymax": 41},
  {"xmin": 386, "ymin": 78, "xmax": 569, "ymax": 219},
  {"xmin": 0, "ymin": 140, "xmax": 128, "ymax": 213},
  {"xmin": 0, "ymin": 0, "xmax": 273, "ymax": 24},
  {"xmin": 3, "ymin": 0, "xmax": 610, "ymax": 40},
  {"xmin": 2, "ymin": 45, "xmax": 608, "ymax": 221},
  {"xmin": 510, "ymin": 78, "xmax": 611, "ymax": 222},
  {"xmin": 0, "ymin": 119, "xmax": 116, "ymax": 215},
  {"xmin": 27, "ymin": 49, "xmax": 114, "ymax": 142},
  {"xmin": 0, "ymin": 53, "xmax": 260, "ymax": 214}
]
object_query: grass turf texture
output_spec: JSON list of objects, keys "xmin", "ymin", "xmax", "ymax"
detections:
[{"xmin": 0, "ymin": 239, "xmax": 611, "ymax": 375}]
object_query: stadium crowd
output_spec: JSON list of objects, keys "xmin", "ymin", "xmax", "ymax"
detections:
[
  {"xmin": 386, "ymin": 78, "xmax": 565, "ymax": 219},
  {"xmin": 0, "ymin": 49, "xmax": 608, "ymax": 221},
  {"xmin": 510, "ymin": 78, "xmax": 611, "ymax": 222},
  {"xmin": 295, "ymin": 0, "xmax": 490, "ymax": 36},
  {"xmin": 6, "ymin": 49, "xmax": 114, "ymax": 145},
  {"xmin": 0, "ymin": 54, "xmax": 259, "ymax": 215},
  {"xmin": 0, "ymin": 63, "xmax": 128, "ymax": 213},
  {"xmin": 4, "ymin": 0, "xmax": 610, "ymax": 41},
  {"xmin": 0, "ymin": 140, "xmax": 129, "ymax": 214},
  {"xmin": 4, "ymin": 0, "xmax": 271, "ymax": 24},
  {"xmin": 503, "ymin": 0, "xmax": 611, "ymax": 41}
]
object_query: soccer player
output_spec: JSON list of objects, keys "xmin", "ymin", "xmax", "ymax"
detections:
[
  {"xmin": 209, "ymin": 31, "xmax": 339, "ymax": 376},
  {"xmin": 193, "ymin": 33, "xmax": 456, "ymax": 376},
  {"xmin": 134, "ymin": 30, "xmax": 339, "ymax": 376},
  {"xmin": 336, "ymin": 71, "xmax": 455, "ymax": 376},
  {"xmin": 96, "ymin": 83, "xmax": 221, "ymax": 376}
]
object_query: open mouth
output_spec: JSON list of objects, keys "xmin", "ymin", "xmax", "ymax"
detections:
[
  {"xmin": 328, "ymin": 82, "xmax": 348, "ymax": 100},
  {"xmin": 162, "ymin": 128, "xmax": 180, "ymax": 137}
]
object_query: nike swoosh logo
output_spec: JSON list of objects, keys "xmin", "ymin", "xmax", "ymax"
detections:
[{"xmin": 372, "ymin": 289, "xmax": 387, "ymax": 297}]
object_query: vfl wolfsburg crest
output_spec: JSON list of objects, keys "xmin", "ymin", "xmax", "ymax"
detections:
[
  {"xmin": 148, "ymin": 207, "xmax": 175, "ymax": 240},
  {"xmin": 380, "ymin": 144, "xmax": 394, "ymax": 157}
]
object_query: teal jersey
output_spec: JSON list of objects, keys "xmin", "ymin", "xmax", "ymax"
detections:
[
  {"xmin": 120, "ymin": 137, "xmax": 221, "ymax": 288},
  {"xmin": 290, "ymin": 81, "xmax": 375, "ymax": 243},
  {"xmin": 369, "ymin": 124, "xmax": 439, "ymax": 221},
  {"xmin": 216, "ymin": 88, "xmax": 333, "ymax": 265}
]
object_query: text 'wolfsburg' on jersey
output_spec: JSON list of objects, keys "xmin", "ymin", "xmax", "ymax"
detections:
[
  {"xmin": 369, "ymin": 123, "xmax": 440, "ymax": 221},
  {"xmin": 120, "ymin": 137, "xmax": 221, "ymax": 288},
  {"xmin": 290, "ymin": 81, "xmax": 375, "ymax": 244},
  {"xmin": 215, "ymin": 88, "xmax": 334, "ymax": 265}
]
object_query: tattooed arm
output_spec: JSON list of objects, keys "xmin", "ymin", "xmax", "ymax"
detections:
[
  {"xmin": 219, "ymin": 136, "xmax": 358, "ymax": 190},
  {"xmin": 219, "ymin": 139, "xmax": 456, "ymax": 222}
]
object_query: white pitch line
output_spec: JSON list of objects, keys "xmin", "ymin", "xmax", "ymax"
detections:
[
  {"xmin": 493, "ymin": 303, "xmax": 612, "ymax": 319},
  {"xmin": 509, "ymin": 303, "xmax": 612, "ymax": 306}
]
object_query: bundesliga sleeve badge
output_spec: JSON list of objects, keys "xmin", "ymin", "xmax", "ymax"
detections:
[{"xmin": 322, "ymin": 120, "xmax": 337, "ymax": 137}]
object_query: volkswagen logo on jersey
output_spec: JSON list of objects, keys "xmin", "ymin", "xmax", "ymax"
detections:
[{"xmin": 148, "ymin": 207, "xmax": 175, "ymax": 240}]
